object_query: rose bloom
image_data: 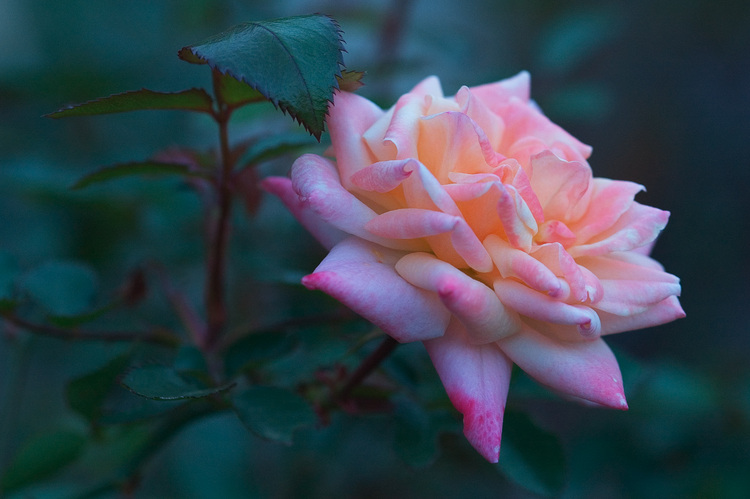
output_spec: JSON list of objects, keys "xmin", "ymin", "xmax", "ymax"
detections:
[{"xmin": 263, "ymin": 72, "xmax": 684, "ymax": 462}]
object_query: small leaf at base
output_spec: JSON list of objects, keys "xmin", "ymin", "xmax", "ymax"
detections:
[{"xmin": 121, "ymin": 365, "xmax": 236, "ymax": 400}]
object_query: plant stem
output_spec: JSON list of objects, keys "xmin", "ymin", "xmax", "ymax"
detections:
[
  {"xmin": 336, "ymin": 336, "xmax": 399, "ymax": 402},
  {"xmin": 205, "ymin": 70, "xmax": 235, "ymax": 351},
  {"xmin": 0, "ymin": 312, "xmax": 179, "ymax": 346}
]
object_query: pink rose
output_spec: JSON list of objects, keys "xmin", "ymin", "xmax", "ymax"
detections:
[{"xmin": 262, "ymin": 72, "xmax": 684, "ymax": 462}]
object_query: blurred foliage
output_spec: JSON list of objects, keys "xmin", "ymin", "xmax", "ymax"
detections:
[{"xmin": 1, "ymin": 0, "xmax": 749, "ymax": 498}]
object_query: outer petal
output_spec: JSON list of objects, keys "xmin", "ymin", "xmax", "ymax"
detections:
[
  {"xmin": 499, "ymin": 325, "xmax": 628, "ymax": 409},
  {"xmin": 424, "ymin": 318, "xmax": 513, "ymax": 462},
  {"xmin": 529, "ymin": 151, "xmax": 593, "ymax": 222},
  {"xmin": 569, "ymin": 178, "xmax": 646, "ymax": 243},
  {"xmin": 260, "ymin": 176, "xmax": 346, "ymax": 249},
  {"xmin": 291, "ymin": 154, "xmax": 426, "ymax": 252},
  {"xmin": 600, "ymin": 296, "xmax": 686, "ymax": 335},
  {"xmin": 301, "ymin": 237, "xmax": 450, "ymax": 342},
  {"xmin": 568, "ymin": 203, "xmax": 670, "ymax": 258}
]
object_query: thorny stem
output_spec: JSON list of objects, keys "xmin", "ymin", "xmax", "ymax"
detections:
[
  {"xmin": 205, "ymin": 69, "xmax": 235, "ymax": 351},
  {"xmin": 335, "ymin": 336, "xmax": 399, "ymax": 402}
]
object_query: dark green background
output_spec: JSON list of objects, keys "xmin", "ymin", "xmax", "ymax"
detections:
[{"xmin": 1, "ymin": 0, "xmax": 748, "ymax": 497}]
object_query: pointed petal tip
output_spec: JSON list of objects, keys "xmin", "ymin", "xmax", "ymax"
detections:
[
  {"xmin": 463, "ymin": 409, "xmax": 503, "ymax": 463},
  {"xmin": 300, "ymin": 272, "xmax": 328, "ymax": 290}
]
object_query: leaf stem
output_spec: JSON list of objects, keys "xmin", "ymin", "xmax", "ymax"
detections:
[{"xmin": 336, "ymin": 336, "xmax": 399, "ymax": 402}]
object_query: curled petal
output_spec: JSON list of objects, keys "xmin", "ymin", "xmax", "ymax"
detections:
[
  {"xmin": 496, "ymin": 184, "xmax": 538, "ymax": 251},
  {"xmin": 327, "ymin": 91, "xmax": 384, "ymax": 188},
  {"xmin": 349, "ymin": 159, "xmax": 414, "ymax": 193},
  {"xmin": 365, "ymin": 209, "xmax": 459, "ymax": 239},
  {"xmin": 493, "ymin": 279, "xmax": 601, "ymax": 339},
  {"xmin": 499, "ymin": 325, "xmax": 628, "ymax": 409},
  {"xmin": 600, "ymin": 296, "xmax": 685, "ymax": 335},
  {"xmin": 530, "ymin": 243, "xmax": 587, "ymax": 302},
  {"xmin": 260, "ymin": 176, "xmax": 346, "ymax": 250},
  {"xmin": 425, "ymin": 319, "xmax": 513, "ymax": 462},
  {"xmin": 469, "ymin": 71, "xmax": 531, "ymax": 108},
  {"xmin": 403, "ymin": 161, "xmax": 462, "ymax": 216},
  {"xmin": 291, "ymin": 154, "xmax": 426, "ymax": 252},
  {"xmin": 301, "ymin": 238, "xmax": 450, "ymax": 342},
  {"xmin": 395, "ymin": 252, "xmax": 521, "ymax": 343},
  {"xmin": 485, "ymin": 234, "xmax": 561, "ymax": 296}
]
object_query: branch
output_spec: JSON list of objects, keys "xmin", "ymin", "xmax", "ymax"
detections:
[{"xmin": 1, "ymin": 312, "xmax": 180, "ymax": 347}]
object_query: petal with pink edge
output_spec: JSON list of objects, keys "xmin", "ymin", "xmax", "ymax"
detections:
[
  {"xmin": 424, "ymin": 318, "xmax": 513, "ymax": 462},
  {"xmin": 301, "ymin": 237, "xmax": 451, "ymax": 342},
  {"xmin": 595, "ymin": 279, "xmax": 682, "ymax": 316},
  {"xmin": 498, "ymin": 325, "xmax": 628, "ymax": 409},
  {"xmin": 260, "ymin": 176, "xmax": 345, "ymax": 250}
]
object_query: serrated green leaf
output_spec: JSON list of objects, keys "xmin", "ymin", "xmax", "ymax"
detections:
[
  {"xmin": 238, "ymin": 133, "xmax": 317, "ymax": 167},
  {"xmin": 67, "ymin": 353, "xmax": 132, "ymax": 423},
  {"xmin": 337, "ymin": 70, "xmax": 365, "ymax": 92},
  {"xmin": 214, "ymin": 71, "xmax": 267, "ymax": 108},
  {"xmin": 179, "ymin": 14, "xmax": 345, "ymax": 139},
  {"xmin": 19, "ymin": 261, "xmax": 98, "ymax": 317},
  {"xmin": 46, "ymin": 88, "xmax": 214, "ymax": 118},
  {"xmin": 231, "ymin": 386, "xmax": 315, "ymax": 444},
  {"xmin": 72, "ymin": 161, "xmax": 210, "ymax": 190},
  {"xmin": 121, "ymin": 365, "xmax": 235, "ymax": 400},
  {"xmin": 498, "ymin": 410, "xmax": 566, "ymax": 497},
  {"xmin": 1, "ymin": 429, "xmax": 87, "ymax": 493}
]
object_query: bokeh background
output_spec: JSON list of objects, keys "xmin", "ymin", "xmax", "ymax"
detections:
[{"xmin": 1, "ymin": 0, "xmax": 748, "ymax": 497}]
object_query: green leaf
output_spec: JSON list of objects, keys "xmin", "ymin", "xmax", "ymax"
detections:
[
  {"xmin": 72, "ymin": 161, "xmax": 210, "ymax": 190},
  {"xmin": 179, "ymin": 14, "xmax": 345, "ymax": 139},
  {"xmin": 498, "ymin": 410, "xmax": 566, "ymax": 497},
  {"xmin": 46, "ymin": 88, "xmax": 214, "ymax": 118},
  {"xmin": 337, "ymin": 70, "xmax": 365, "ymax": 92},
  {"xmin": 1, "ymin": 429, "xmax": 87, "ymax": 493},
  {"xmin": 238, "ymin": 133, "xmax": 317, "ymax": 167},
  {"xmin": 46, "ymin": 301, "xmax": 114, "ymax": 328},
  {"xmin": 67, "ymin": 353, "xmax": 131, "ymax": 423},
  {"xmin": 231, "ymin": 386, "xmax": 315, "ymax": 444},
  {"xmin": 19, "ymin": 261, "xmax": 98, "ymax": 316},
  {"xmin": 121, "ymin": 365, "xmax": 236, "ymax": 400}
]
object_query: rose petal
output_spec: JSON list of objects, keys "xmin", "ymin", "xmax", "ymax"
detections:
[
  {"xmin": 395, "ymin": 252, "xmax": 521, "ymax": 343},
  {"xmin": 425, "ymin": 319, "xmax": 513, "ymax": 462},
  {"xmin": 260, "ymin": 176, "xmax": 345, "ymax": 249},
  {"xmin": 365, "ymin": 208, "xmax": 460, "ymax": 239},
  {"xmin": 499, "ymin": 325, "xmax": 628, "ymax": 409},
  {"xmin": 600, "ymin": 296, "xmax": 685, "ymax": 335},
  {"xmin": 301, "ymin": 237, "xmax": 450, "ymax": 342}
]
